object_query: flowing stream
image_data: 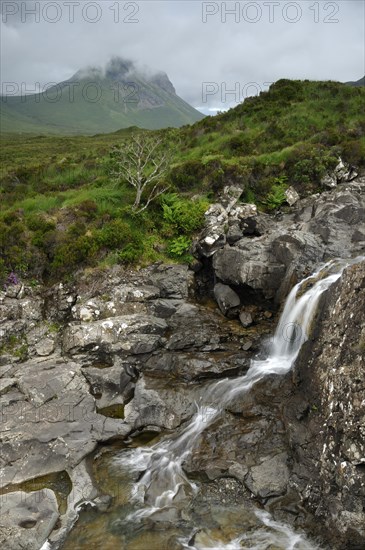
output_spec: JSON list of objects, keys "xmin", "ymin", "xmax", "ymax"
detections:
[
  {"xmin": 112, "ymin": 257, "xmax": 362, "ymax": 549},
  {"xmin": 61, "ymin": 256, "xmax": 363, "ymax": 549}
]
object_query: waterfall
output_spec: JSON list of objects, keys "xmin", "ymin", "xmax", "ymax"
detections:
[{"xmin": 115, "ymin": 256, "xmax": 363, "ymax": 547}]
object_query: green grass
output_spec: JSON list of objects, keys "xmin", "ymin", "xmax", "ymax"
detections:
[{"xmin": 1, "ymin": 78, "xmax": 364, "ymax": 285}]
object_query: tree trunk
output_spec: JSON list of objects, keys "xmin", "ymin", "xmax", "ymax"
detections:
[{"xmin": 133, "ymin": 187, "xmax": 142, "ymax": 210}]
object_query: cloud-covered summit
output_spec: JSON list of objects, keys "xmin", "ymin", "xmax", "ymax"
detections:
[{"xmin": 1, "ymin": 1, "xmax": 364, "ymax": 113}]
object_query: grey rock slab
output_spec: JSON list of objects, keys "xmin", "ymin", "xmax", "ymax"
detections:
[
  {"xmin": 144, "ymin": 351, "xmax": 249, "ymax": 382},
  {"xmin": 245, "ymin": 453, "xmax": 289, "ymax": 499},
  {"xmin": 0, "ymin": 489, "xmax": 59, "ymax": 550},
  {"xmin": 150, "ymin": 299, "xmax": 182, "ymax": 318},
  {"xmin": 111, "ymin": 334, "xmax": 162, "ymax": 355},
  {"xmin": 82, "ymin": 363, "xmax": 135, "ymax": 408},
  {"xmin": 35, "ymin": 338, "xmax": 55, "ymax": 357},
  {"xmin": 0, "ymin": 378, "xmax": 16, "ymax": 395},
  {"xmin": 147, "ymin": 264, "xmax": 191, "ymax": 299},
  {"xmin": 114, "ymin": 284, "xmax": 161, "ymax": 302},
  {"xmin": 124, "ymin": 375, "xmax": 195, "ymax": 430},
  {"xmin": 0, "ymin": 356, "xmax": 131, "ymax": 486},
  {"xmin": 63, "ymin": 315, "xmax": 167, "ymax": 354}
]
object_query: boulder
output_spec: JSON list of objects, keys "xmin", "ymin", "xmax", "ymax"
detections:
[
  {"xmin": 62, "ymin": 315, "xmax": 167, "ymax": 355},
  {"xmin": 147, "ymin": 264, "xmax": 191, "ymax": 299},
  {"xmin": 213, "ymin": 245, "xmax": 286, "ymax": 300},
  {"xmin": 214, "ymin": 283, "xmax": 240, "ymax": 317},
  {"xmin": 239, "ymin": 310, "xmax": 253, "ymax": 327}
]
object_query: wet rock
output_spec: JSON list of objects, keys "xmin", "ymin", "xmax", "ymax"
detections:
[
  {"xmin": 214, "ymin": 283, "xmax": 240, "ymax": 317},
  {"xmin": 241, "ymin": 341, "xmax": 253, "ymax": 351},
  {"xmin": 0, "ymin": 489, "xmax": 59, "ymax": 550},
  {"xmin": 124, "ymin": 375, "xmax": 195, "ymax": 430},
  {"xmin": 285, "ymin": 260, "xmax": 365, "ymax": 548},
  {"xmin": 82, "ymin": 362, "xmax": 135, "ymax": 409},
  {"xmin": 245, "ymin": 453, "xmax": 289, "ymax": 500},
  {"xmin": 144, "ymin": 351, "xmax": 249, "ymax": 382},
  {"xmin": 164, "ymin": 303, "xmax": 229, "ymax": 352},
  {"xmin": 228, "ymin": 462, "xmax": 249, "ymax": 482},
  {"xmin": 0, "ymin": 356, "xmax": 132, "ymax": 486},
  {"xmin": 49, "ymin": 460, "xmax": 98, "ymax": 549}
]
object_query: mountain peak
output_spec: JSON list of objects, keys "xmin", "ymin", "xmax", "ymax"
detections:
[
  {"xmin": 149, "ymin": 72, "xmax": 176, "ymax": 95},
  {"xmin": 1, "ymin": 56, "xmax": 204, "ymax": 134},
  {"xmin": 71, "ymin": 57, "xmax": 176, "ymax": 96},
  {"xmin": 105, "ymin": 57, "xmax": 135, "ymax": 80}
]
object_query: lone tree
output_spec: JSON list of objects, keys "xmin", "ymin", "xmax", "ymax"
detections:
[{"xmin": 111, "ymin": 134, "xmax": 171, "ymax": 213}]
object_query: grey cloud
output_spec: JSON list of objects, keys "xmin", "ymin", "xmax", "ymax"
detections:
[{"xmin": 1, "ymin": 1, "xmax": 364, "ymax": 112}]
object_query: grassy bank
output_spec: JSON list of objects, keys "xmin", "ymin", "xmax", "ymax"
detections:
[{"xmin": 1, "ymin": 79, "xmax": 364, "ymax": 285}]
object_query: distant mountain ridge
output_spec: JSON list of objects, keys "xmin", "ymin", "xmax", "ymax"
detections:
[
  {"xmin": 345, "ymin": 76, "xmax": 365, "ymax": 87},
  {"xmin": 0, "ymin": 57, "xmax": 204, "ymax": 134}
]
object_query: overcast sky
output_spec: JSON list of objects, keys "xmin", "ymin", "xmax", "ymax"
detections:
[{"xmin": 1, "ymin": 0, "xmax": 364, "ymax": 114}]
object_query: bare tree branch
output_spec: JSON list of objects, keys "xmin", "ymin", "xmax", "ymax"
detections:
[{"xmin": 111, "ymin": 134, "xmax": 171, "ymax": 212}]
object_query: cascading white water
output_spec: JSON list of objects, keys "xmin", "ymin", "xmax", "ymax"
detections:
[
  {"xmin": 116, "ymin": 256, "xmax": 363, "ymax": 547},
  {"xmin": 179, "ymin": 510, "xmax": 318, "ymax": 550}
]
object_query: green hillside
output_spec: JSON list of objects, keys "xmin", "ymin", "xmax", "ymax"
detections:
[
  {"xmin": 1, "ymin": 79, "xmax": 364, "ymax": 284},
  {"xmin": 0, "ymin": 59, "xmax": 204, "ymax": 134}
]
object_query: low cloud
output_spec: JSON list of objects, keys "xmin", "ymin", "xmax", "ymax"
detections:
[{"xmin": 1, "ymin": 1, "xmax": 364, "ymax": 111}]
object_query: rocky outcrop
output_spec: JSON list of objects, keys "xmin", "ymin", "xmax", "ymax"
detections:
[
  {"xmin": 0, "ymin": 263, "xmax": 259, "ymax": 548},
  {"xmin": 194, "ymin": 178, "xmax": 365, "ymax": 303},
  {"xmin": 284, "ymin": 260, "xmax": 365, "ymax": 548},
  {"xmin": 320, "ymin": 157, "xmax": 358, "ymax": 188}
]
